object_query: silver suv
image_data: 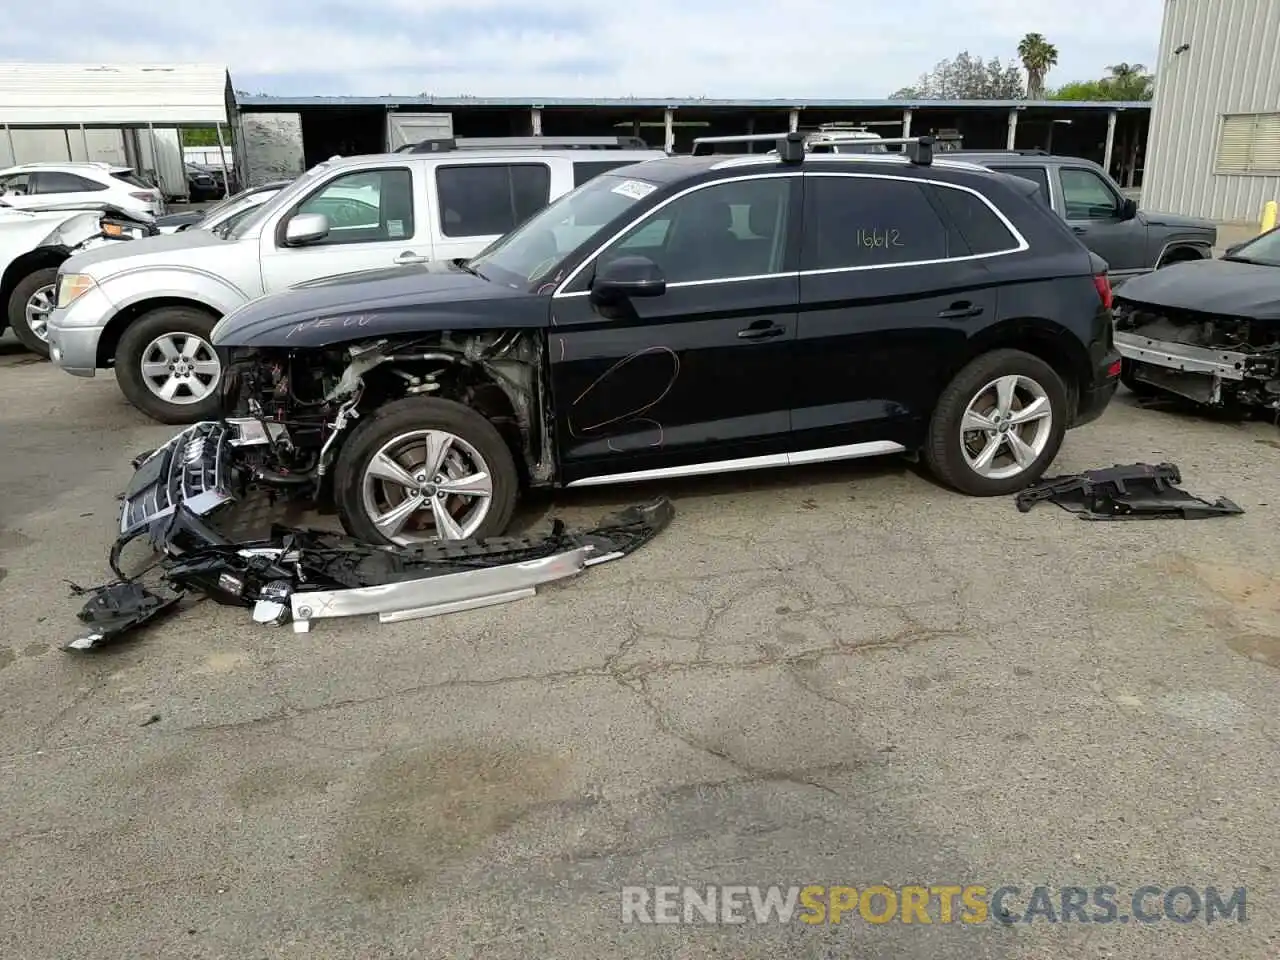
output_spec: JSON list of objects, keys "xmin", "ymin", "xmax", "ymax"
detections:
[{"xmin": 46, "ymin": 145, "xmax": 665, "ymax": 423}]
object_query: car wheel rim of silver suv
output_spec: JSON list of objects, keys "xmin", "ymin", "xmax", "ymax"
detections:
[
  {"xmin": 25, "ymin": 283, "xmax": 55, "ymax": 343},
  {"xmin": 361, "ymin": 429, "xmax": 494, "ymax": 545},
  {"xmin": 139, "ymin": 333, "xmax": 222, "ymax": 405},
  {"xmin": 959, "ymin": 374, "xmax": 1053, "ymax": 480}
]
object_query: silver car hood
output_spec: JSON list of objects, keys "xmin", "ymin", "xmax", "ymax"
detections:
[{"xmin": 62, "ymin": 228, "xmax": 229, "ymax": 275}]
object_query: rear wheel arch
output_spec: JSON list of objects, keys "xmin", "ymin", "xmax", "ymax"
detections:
[{"xmin": 946, "ymin": 316, "xmax": 1090, "ymax": 411}]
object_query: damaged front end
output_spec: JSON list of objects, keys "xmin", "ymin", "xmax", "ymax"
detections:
[{"xmin": 1113, "ymin": 299, "xmax": 1280, "ymax": 410}]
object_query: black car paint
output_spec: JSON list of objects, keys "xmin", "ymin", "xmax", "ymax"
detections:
[
  {"xmin": 214, "ymin": 157, "xmax": 1119, "ymax": 488},
  {"xmin": 1115, "ymin": 258, "xmax": 1280, "ymax": 321}
]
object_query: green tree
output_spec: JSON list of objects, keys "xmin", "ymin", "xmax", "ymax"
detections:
[
  {"xmin": 890, "ymin": 51, "xmax": 1025, "ymax": 100},
  {"xmin": 1103, "ymin": 62, "xmax": 1155, "ymax": 100},
  {"xmin": 1017, "ymin": 32, "xmax": 1059, "ymax": 100}
]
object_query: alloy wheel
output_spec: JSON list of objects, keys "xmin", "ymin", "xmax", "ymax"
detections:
[
  {"xmin": 360, "ymin": 428, "xmax": 495, "ymax": 545},
  {"xmin": 24, "ymin": 283, "xmax": 55, "ymax": 343},
  {"xmin": 139, "ymin": 333, "xmax": 222, "ymax": 404},
  {"xmin": 959, "ymin": 374, "xmax": 1054, "ymax": 480}
]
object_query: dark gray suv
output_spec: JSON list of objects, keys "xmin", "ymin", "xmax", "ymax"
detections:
[{"xmin": 957, "ymin": 151, "xmax": 1217, "ymax": 285}]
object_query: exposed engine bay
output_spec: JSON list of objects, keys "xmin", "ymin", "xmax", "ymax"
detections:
[
  {"xmin": 1113, "ymin": 300, "xmax": 1280, "ymax": 411},
  {"xmin": 218, "ymin": 329, "xmax": 554, "ymax": 504}
]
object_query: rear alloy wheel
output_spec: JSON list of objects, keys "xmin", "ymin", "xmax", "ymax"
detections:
[
  {"xmin": 7, "ymin": 267, "xmax": 58, "ymax": 357},
  {"xmin": 334, "ymin": 396, "xmax": 519, "ymax": 546},
  {"xmin": 114, "ymin": 306, "xmax": 224, "ymax": 424},
  {"xmin": 923, "ymin": 349, "xmax": 1068, "ymax": 496}
]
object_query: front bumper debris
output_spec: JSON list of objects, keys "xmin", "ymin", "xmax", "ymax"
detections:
[
  {"xmin": 1015, "ymin": 462, "xmax": 1244, "ymax": 520},
  {"xmin": 69, "ymin": 421, "xmax": 674, "ymax": 650}
]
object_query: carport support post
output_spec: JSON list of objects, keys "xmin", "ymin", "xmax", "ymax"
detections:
[
  {"xmin": 80, "ymin": 123, "xmax": 89, "ymax": 161},
  {"xmin": 530, "ymin": 107, "xmax": 542, "ymax": 136},
  {"xmin": 901, "ymin": 108, "xmax": 912, "ymax": 138},
  {"xmin": 663, "ymin": 108, "xmax": 675, "ymax": 153},
  {"xmin": 214, "ymin": 122, "xmax": 231, "ymax": 199},
  {"xmin": 2, "ymin": 124, "xmax": 13, "ymax": 166},
  {"xmin": 1005, "ymin": 108, "xmax": 1019, "ymax": 150},
  {"xmin": 1103, "ymin": 109, "xmax": 1118, "ymax": 178},
  {"xmin": 788, "ymin": 108, "xmax": 799, "ymax": 133}
]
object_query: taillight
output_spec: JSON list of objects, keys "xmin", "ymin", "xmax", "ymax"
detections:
[
  {"xmin": 130, "ymin": 191, "xmax": 155, "ymax": 201},
  {"xmin": 1093, "ymin": 273, "xmax": 1113, "ymax": 309}
]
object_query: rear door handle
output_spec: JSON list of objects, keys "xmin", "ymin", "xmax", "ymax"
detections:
[
  {"xmin": 937, "ymin": 302, "xmax": 984, "ymax": 320},
  {"xmin": 1071, "ymin": 226, "xmax": 1087, "ymax": 234},
  {"xmin": 396, "ymin": 250, "xmax": 428, "ymax": 264},
  {"xmin": 738, "ymin": 323, "xmax": 786, "ymax": 340}
]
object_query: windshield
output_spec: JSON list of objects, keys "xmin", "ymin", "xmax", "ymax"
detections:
[
  {"xmin": 1225, "ymin": 227, "xmax": 1280, "ymax": 265},
  {"xmin": 466, "ymin": 172, "xmax": 660, "ymax": 289},
  {"xmin": 224, "ymin": 166, "xmax": 329, "ymax": 241}
]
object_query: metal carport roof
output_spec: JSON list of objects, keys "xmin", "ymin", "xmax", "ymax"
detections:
[{"xmin": 0, "ymin": 63, "xmax": 232, "ymax": 126}]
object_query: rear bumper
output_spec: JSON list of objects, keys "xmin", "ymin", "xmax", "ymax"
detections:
[{"xmin": 1072, "ymin": 349, "xmax": 1123, "ymax": 428}]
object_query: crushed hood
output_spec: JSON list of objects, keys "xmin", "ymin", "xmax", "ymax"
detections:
[
  {"xmin": 1115, "ymin": 258, "xmax": 1280, "ymax": 320},
  {"xmin": 61, "ymin": 227, "xmax": 227, "ymax": 276},
  {"xmin": 211, "ymin": 259, "xmax": 548, "ymax": 348}
]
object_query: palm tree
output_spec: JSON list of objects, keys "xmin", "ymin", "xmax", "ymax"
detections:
[
  {"xmin": 1018, "ymin": 33, "xmax": 1059, "ymax": 100},
  {"xmin": 1104, "ymin": 62, "xmax": 1155, "ymax": 100}
]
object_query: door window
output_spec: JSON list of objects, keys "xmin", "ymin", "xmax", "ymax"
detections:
[
  {"xmin": 800, "ymin": 175, "xmax": 949, "ymax": 270},
  {"xmin": 294, "ymin": 167, "xmax": 415, "ymax": 244},
  {"xmin": 989, "ymin": 166, "xmax": 1050, "ymax": 206},
  {"xmin": 0, "ymin": 173, "xmax": 31, "ymax": 195},
  {"xmin": 31, "ymin": 171, "xmax": 107, "ymax": 194},
  {"xmin": 1059, "ymin": 168, "xmax": 1120, "ymax": 220},
  {"xmin": 436, "ymin": 163, "xmax": 552, "ymax": 237},
  {"xmin": 596, "ymin": 176, "xmax": 792, "ymax": 285}
]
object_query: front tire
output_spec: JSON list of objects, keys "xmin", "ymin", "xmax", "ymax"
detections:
[
  {"xmin": 923, "ymin": 349, "xmax": 1068, "ymax": 496},
  {"xmin": 7, "ymin": 267, "xmax": 58, "ymax": 357},
  {"xmin": 333, "ymin": 396, "xmax": 520, "ymax": 546},
  {"xmin": 114, "ymin": 306, "xmax": 224, "ymax": 424}
]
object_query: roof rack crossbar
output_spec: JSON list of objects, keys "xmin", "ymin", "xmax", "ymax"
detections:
[
  {"xmin": 396, "ymin": 134, "xmax": 653, "ymax": 154},
  {"xmin": 692, "ymin": 132, "xmax": 935, "ymax": 165}
]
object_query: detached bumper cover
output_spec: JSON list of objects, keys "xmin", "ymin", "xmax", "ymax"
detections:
[{"xmin": 69, "ymin": 419, "xmax": 675, "ymax": 648}]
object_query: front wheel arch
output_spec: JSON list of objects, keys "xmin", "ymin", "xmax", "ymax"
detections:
[
  {"xmin": 1156, "ymin": 245, "xmax": 1209, "ymax": 268},
  {"xmin": 97, "ymin": 297, "xmax": 225, "ymax": 367}
]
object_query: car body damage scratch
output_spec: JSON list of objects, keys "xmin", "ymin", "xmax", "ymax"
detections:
[{"xmin": 568, "ymin": 346, "xmax": 680, "ymax": 452}]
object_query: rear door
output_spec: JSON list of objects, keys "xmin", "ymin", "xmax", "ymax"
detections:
[
  {"xmin": 792, "ymin": 172, "xmax": 1011, "ymax": 452},
  {"xmin": 428, "ymin": 158, "xmax": 567, "ymax": 262},
  {"xmin": 28, "ymin": 170, "xmax": 109, "ymax": 207},
  {"xmin": 258, "ymin": 162, "xmax": 426, "ymax": 293}
]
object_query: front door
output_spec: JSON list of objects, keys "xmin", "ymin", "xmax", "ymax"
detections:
[
  {"xmin": 549, "ymin": 173, "xmax": 801, "ymax": 485},
  {"xmin": 1057, "ymin": 165, "xmax": 1148, "ymax": 279},
  {"xmin": 792, "ymin": 172, "xmax": 1006, "ymax": 452},
  {"xmin": 258, "ymin": 163, "xmax": 427, "ymax": 294}
]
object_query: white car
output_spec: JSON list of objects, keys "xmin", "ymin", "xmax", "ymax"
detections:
[
  {"xmin": 0, "ymin": 201, "xmax": 155, "ymax": 355},
  {"xmin": 46, "ymin": 146, "xmax": 667, "ymax": 423},
  {"xmin": 0, "ymin": 162, "xmax": 165, "ymax": 218}
]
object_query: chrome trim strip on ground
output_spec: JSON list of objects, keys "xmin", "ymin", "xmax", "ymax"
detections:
[
  {"xmin": 565, "ymin": 440, "xmax": 906, "ymax": 488},
  {"xmin": 288, "ymin": 545, "xmax": 598, "ymax": 633},
  {"xmin": 1114, "ymin": 331, "xmax": 1247, "ymax": 381}
]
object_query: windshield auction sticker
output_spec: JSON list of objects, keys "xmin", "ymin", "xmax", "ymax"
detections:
[{"xmin": 611, "ymin": 180, "xmax": 657, "ymax": 200}]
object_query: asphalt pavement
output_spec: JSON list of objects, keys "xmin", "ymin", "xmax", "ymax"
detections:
[{"xmin": 2, "ymin": 342, "xmax": 1279, "ymax": 959}]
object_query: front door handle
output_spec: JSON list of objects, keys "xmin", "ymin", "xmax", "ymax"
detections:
[
  {"xmin": 937, "ymin": 302, "xmax": 984, "ymax": 320},
  {"xmin": 1071, "ymin": 225, "xmax": 1087, "ymax": 234},
  {"xmin": 738, "ymin": 323, "xmax": 786, "ymax": 340},
  {"xmin": 396, "ymin": 250, "xmax": 428, "ymax": 264}
]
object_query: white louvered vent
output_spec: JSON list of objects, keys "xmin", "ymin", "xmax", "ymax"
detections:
[{"xmin": 1215, "ymin": 113, "xmax": 1280, "ymax": 175}]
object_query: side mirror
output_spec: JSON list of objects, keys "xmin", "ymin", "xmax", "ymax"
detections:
[
  {"xmin": 591, "ymin": 255, "xmax": 666, "ymax": 304},
  {"xmin": 284, "ymin": 212, "xmax": 330, "ymax": 246},
  {"xmin": 1119, "ymin": 197, "xmax": 1138, "ymax": 220}
]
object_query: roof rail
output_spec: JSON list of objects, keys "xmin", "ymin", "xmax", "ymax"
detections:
[
  {"xmin": 691, "ymin": 131, "xmax": 935, "ymax": 165},
  {"xmin": 395, "ymin": 135, "xmax": 653, "ymax": 154},
  {"xmin": 950, "ymin": 148, "xmax": 1050, "ymax": 156}
]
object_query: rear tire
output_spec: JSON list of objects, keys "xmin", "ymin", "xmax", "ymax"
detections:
[
  {"xmin": 333, "ymin": 396, "xmax": 520, "ymax": 546},
  {"xmin": 114, "ymin": 306, "xmax": 224, "ymax": 424},
  {"xmin": 923, "ymin": 349, "xmax": 1069, "ymax": 496},
  {"xmin": 7, "ymin": 267, "xmax": 58, "ymax": 358}
]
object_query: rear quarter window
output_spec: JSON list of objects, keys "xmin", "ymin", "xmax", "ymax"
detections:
[
  {"xmin": 930, "ymin": 185, "xmax": 1021, "ymax": 256},
  {"xmin": 112, "ymin": 169, "xmax": 154, "ymax": 189},
  {"xmin": 988, "ymin": 165, "xmax": 1050, "ymax": 206},
  {"xmin": 572, "ymin": 160, "xmax": 633, "ymax": 186}
]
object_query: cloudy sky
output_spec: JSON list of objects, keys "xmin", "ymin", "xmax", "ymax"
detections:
[{"xmin": 1, "ymin": 0, "xmax": 1165, "ymax": 98}]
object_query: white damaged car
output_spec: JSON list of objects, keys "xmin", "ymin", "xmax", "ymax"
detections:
[{"xmin": 0, "ymin": 200, "xmax": 155, "ymax": 356}]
